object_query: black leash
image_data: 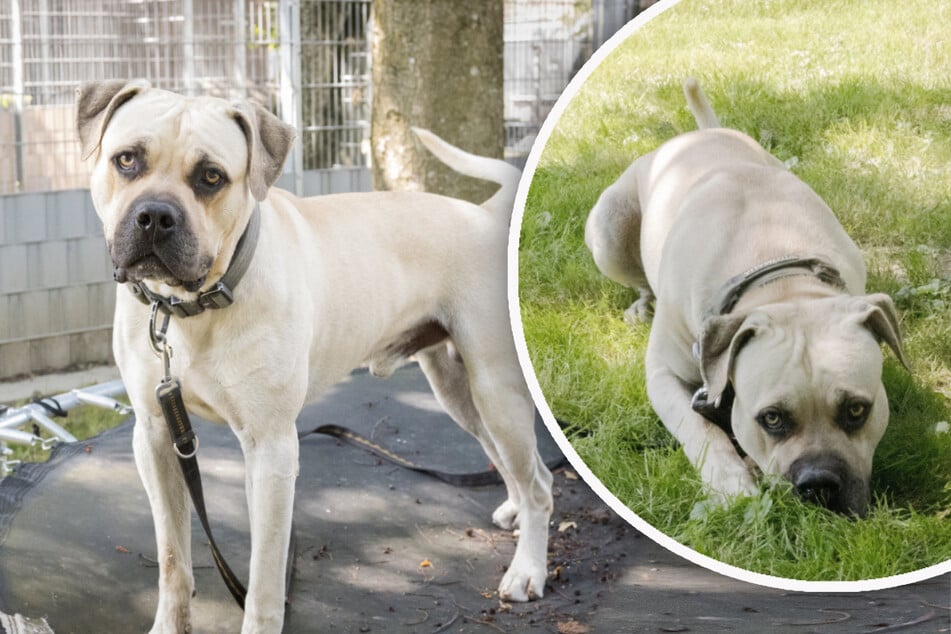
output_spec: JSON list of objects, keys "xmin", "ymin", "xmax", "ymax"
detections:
[
  {"xmin": 150, "ymin": 304, "xmax": 248, "ymax": 608},
  {"xmin": 299, "ymin": 423, "xmax": 568, "ymax": 487}
]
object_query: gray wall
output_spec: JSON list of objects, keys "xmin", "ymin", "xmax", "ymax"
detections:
[
  {"xmin": 0, "ymin": 189, "xmax": 115, "ymax": 379},
  {"xmin": 0, "ymin": 168, "xmax": 372, "ymax": 380}
]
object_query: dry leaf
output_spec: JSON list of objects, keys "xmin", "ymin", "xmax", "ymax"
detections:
[
  {"xmin": 564, "ymin": 470, "xmax": 579, "ymax": 480},
  {"xmin": 558, "ymin": 520, "xmax": 577, "ymax": 532},
  {"xmin": 419, "ymin": 559, "xmax": 433, "ymax": 568},
  {"xmin": 115, "ymin": 545, "xmax": 130, "ymax": 554},
  {"xmin": 557, "ymin": 619, "xmax": 590, "ymax": 633}
]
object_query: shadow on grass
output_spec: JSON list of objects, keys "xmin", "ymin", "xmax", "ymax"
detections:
[{"xmin": 874, "ymin": 360, "xmax": 951, "ymax": 512}]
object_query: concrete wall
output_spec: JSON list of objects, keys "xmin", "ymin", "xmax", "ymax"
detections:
[
  {"xmin": 0, "ymin": 189, "xmax": 114, "ymax": 379},
  {"xmin": 0, "ymin": 167, "xmax": 372, "ymax": 380}
]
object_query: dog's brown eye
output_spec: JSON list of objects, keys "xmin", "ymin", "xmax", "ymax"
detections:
[
  {"xmin": 203, "ymin": 169, "xmax": 221, "ymax": 186},
  {"xmin": 756, "ymin": 407, "xmax": 790, "ymax": 436},
  {"xmin": 116, "ymin": 152, "xmax": 136, "ymax": 171},
  {"xmin": 838, "ymin": 398, "xmax": 871, "ymax": 432}
]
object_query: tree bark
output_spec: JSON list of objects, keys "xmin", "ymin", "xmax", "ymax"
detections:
[{"xmin": 370, "ymin": 0, "xmax": 504, "ymax": 204}]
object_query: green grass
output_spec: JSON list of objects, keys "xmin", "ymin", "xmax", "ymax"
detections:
[{"xmin": 519, "ymin": 0, "xmax": 951, "ymax": 580}]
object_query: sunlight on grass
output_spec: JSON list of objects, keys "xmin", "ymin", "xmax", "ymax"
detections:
[{"xmin": 518, "ymin": 0, "xmax": 951, "ymax": 580}]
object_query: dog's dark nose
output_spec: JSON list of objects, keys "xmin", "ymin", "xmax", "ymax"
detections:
[
  {"xmin": 133, "ymin": 200, "xmax": 181, "ymax": 241},
  {"xmin": 793, "ymin": 465, "xmax": 842, "ymax": 506},
  {"xmin": 787, "ymin": 453, "xmax": 868, "ymax": 516}
]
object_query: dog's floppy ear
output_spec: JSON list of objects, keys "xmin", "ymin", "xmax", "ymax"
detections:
[
  {"xmin": 231, "ymin": 101, "xmax": 296, "ymax": 201},
  {"xmin": 854, "ymin": 293, "xmax": 911, "ymax": 371},
  {"xmin": 699, "ymin": 312, "xmax": 761, "ymax": 404},
  {"xmin": 76, "ymin": 79, "xmax": 150, "ymax": 160}
]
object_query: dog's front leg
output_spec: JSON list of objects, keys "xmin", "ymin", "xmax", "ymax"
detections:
[
  {"xmin": 234, "ymin": 421, "xmax": 299, "ymax": 633},
  {"xmin": 645, "ymin": 338, "xmax": 757, "ymax": 503},
  {"xmin": 133, "ymin": 412, "xmax": 194, "ymax": 634}
]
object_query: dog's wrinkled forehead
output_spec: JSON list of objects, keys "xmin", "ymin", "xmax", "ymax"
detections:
[{"xmin": 99, "ymin": 90, "xmax": 249, "ymax": 181}]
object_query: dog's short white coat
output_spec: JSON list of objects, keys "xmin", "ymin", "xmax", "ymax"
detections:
[{"xmin": 77, "ymin": 81, "xmax": 552, "ymax": 633}]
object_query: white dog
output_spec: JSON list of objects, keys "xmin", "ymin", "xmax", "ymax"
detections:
[
  {"xmin": 585, "ymin": 78, "xmax": 907, "ymax": 516},
  {"xmin": 76, "ymin": 79, "xmax": 552, "ymax": 633}
]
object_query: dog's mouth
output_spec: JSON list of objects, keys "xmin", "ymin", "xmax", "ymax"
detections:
[
  {"xmin": 109, "ymin": 195, "xmax": 211, "ymax": 293},
  {"xmin": 113, "ymin": 254, "xmax": 209, "ymax": 293}
]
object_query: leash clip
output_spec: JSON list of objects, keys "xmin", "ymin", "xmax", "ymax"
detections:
[{"xmin": 148, "ymin": 301, "xmax": 173, "ymax": 381}]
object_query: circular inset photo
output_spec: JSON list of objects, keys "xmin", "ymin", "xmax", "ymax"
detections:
[{"xmin": 512, "ymin": 0, "xmax": 951, "ymax": 586}]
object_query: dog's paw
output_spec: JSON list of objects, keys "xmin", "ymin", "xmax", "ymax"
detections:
[
  {"xmin": 148, "ymin": 618, "xmax": 191, "ymax": 634},
  {"xmin": 691, "ymin": 488, "xmax": 760, "ymax": 520},
  {"xmin": 498, "ymin": 563, "xmax": 545, "ymax": 602},
  {"xmin": 367, "ymin": 358, "xmax": 396, "ymax": 378},
  {"xmin": 701, "ymin": 457, "xmax": 758, "ymax": 502},
  {"xmin": 492, "ymin": 499, "xmax": 519, "ymax": 530}
]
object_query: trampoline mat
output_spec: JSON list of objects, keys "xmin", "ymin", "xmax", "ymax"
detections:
[{"xmin": 0, "ymin": 365, "xmax": 564, "ymax": 632}]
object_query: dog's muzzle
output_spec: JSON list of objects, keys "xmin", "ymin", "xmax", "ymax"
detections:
[
  {"xmin": 111, "ymin": 197, "xmax": 209, "ymax": 291},
  {"xmin": 787, "ymin": 452, "xmax": 869, "ymax": 517}
]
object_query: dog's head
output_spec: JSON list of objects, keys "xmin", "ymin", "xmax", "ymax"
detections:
[
  {"xmin": 75, "ymin": 80, "xmax": 295, "ymax": 294},
  {"xmin": 699, "ymin": 294, "xmax": 908, "ymax": 517}
]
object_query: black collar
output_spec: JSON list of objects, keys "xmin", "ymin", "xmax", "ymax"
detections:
[
  {"xmin": 691, "ymin": 255, "xmax": 847, "ymax": 428},
  {"xmin": 128, "ymin": 205, "xmax": 261, "ymax": 318},
  {"xmin": 712, "ymin": 255, "xmax": 846, "ymax": 316}
]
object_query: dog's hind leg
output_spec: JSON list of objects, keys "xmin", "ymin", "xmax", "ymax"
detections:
[
  {"xmin": 423, "ymin": 325, "xmax": 553, "ymax": 601},
  {"xmin": 417, "ymin": 344, "xmax": 525, "ymax": 529},
  {"xmin": 467, "ymin": 359, "xmax": 552, "ymax": 602},
  {"xmin": 585, "ymin": 164, "xmax": 655, "ymax": 324}
]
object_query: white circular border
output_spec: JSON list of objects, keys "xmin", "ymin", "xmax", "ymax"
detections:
[{"xmin": 507, "ymin": 0, "xmax": 951, "ymax": 593}]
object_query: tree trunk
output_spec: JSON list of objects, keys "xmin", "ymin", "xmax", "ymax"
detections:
[{"xmin": 370, "ymin": 0, "xmax": 504, "ymax": 204}]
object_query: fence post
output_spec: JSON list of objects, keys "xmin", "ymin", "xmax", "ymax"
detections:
[
  {"xmin": 233, "ymin": 0, "xmax": 248, "ymax": 98},
  {"xmin": 279, "ymin": 0, "xmax": 303, "ymax": 196},
  {"xmin": 183, "ymin": 0, "xmax": 197, "ymax": 95},
  {"xmin": 10, "ymin": 0, "xmax": 24, "ymax": 192}
]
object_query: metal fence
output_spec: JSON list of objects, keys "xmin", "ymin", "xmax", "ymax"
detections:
[
  {"xmin": 0, "ymin": 0, "xmax": 648, "ymax": 195},
  {"xmin": 0, "ymin": 0, "xmax": 285, "ymax": 194}
]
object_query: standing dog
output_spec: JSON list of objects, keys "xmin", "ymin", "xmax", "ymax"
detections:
[
  {"xmin": 76, "ymin": 80, "xmax": 552, "ymax": 633},
  {"xmin": 585, "ymin": 78, "xmax": 907, "ymax": 517}
]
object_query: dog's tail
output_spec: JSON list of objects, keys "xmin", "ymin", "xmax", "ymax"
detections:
[
  {"xmin": 411, "ymin": 127, "xmax": 521, "ymax": 216},
  {"xmin": 683, "ymin": 77, "xmax": 721, "ymax": 129}
]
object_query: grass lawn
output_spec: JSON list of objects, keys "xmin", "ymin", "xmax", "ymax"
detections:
[{"xmin": 517, "ymin": 0, "xmax": 951, "ymax": 581}]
